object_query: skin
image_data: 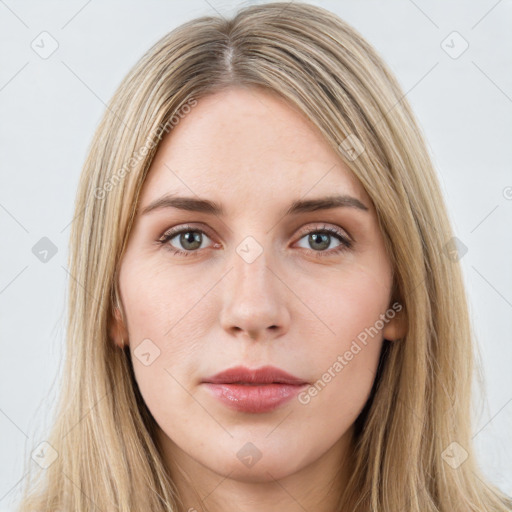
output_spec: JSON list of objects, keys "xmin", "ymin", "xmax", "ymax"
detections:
[{"xmin": 110, "ymin": 85, "xmax": 407, "ymax": 512}]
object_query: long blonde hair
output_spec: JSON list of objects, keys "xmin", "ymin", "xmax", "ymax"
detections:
[{"xmin": 17, "ymin": 2, "xmax": 512, "ymax": 511}]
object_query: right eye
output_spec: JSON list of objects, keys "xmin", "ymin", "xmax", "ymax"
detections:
[{"xmin": 158, "ymin": 225, "xmax": 218, "ymax": 257}]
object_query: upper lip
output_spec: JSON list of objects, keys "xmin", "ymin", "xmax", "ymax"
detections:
[{"xmin": 202, "ymin": 365, "xmax": 308, "ymax": 385}]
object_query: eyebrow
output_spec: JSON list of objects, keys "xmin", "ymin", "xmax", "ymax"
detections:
[{"xmin": 140, "ymin": 193, "xmax": 369, "ymax": 217}]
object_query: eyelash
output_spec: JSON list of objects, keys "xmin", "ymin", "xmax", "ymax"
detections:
[{"xmin": 157, "ymin": 223, "xmax": 353, "ymax": 259}]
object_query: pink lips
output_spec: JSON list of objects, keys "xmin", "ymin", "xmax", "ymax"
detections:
[{"xmin": 202, "ymin": 365, "xmax": 309, "ymax": 413}]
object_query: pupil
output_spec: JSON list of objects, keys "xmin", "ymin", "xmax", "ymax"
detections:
[
  {"xmin": 310, "ymin": 233, "xmax": 329, "ymax": 250},
  {"xmin": 181, "ymin": 231, "xmax": 201, "ymax": 250}
]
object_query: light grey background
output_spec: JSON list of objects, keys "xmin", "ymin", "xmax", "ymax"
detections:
[{"xmin": 1, "ymin": 1, "xmax": 511, "ymax": 510}]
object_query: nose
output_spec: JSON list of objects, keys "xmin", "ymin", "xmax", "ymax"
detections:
[{"xmin": 219, "ymin": 244, "xmax": 290, "ymax": 341}]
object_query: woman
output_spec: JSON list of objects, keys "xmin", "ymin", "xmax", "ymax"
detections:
[{"xmin": 17, "ymin": 2, "xmax": 512, "ymax": 511}]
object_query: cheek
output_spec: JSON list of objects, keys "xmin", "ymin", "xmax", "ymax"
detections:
[
  {"xmin": 305, "ymin": 258, "xmax": 392, "ymax": 347},
  {"xmin": 296, "ymin": 262, "xmax": 390, "ymax": 412},
  {"xmin": 120, "ymin": 258, "xmax": 214, "ymax": 354},
  {"xmin": 123, "ymin": 285, "xmax": 205, "ymax": 435},
  {"xmin": 119, "ymin": 256, "xmax": 223, "ymax": 408},
  {"xmin": 116, "ymin": 266, "xmax": 190, "ymax": 415}
]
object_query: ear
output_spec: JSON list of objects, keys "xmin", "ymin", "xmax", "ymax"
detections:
[
  {"xmin": 382, "ymin": 303, "xmax": 408, "ymax": 341},
  {"xmin": 109, "ymin": 304, "xmax": 129, "ymax": 349}
]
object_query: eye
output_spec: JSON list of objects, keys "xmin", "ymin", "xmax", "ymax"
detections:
[
  {"xmin": 294, "ymin": 224, "xmax": 352, "ymax": 257},
  {"xmin": 157, "ymin": 223, "xmax": 353, "ymax": 259},
  {"xmin": 158, "ymin": 225, "xmax": 217, "ymax": 257}
]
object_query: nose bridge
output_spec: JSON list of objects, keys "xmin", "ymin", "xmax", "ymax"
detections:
[
  {"xmin": 219, "ymin": 234, "xmax": 289, "ymax": 338},
  {"xmin": 231, "ymin": 234, "xmax": 279, "ymax": 308},
  {"xmin": 234, "ymin": 235, "xmax": 273, "ymax": 294}
]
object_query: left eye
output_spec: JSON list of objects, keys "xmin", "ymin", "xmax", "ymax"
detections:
[{"xmin": 296, "ymin": 230, "xmax": 344, "ymax": 252}]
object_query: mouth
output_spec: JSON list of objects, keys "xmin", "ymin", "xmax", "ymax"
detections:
[{"xmin": 201, "ymin": 365, "xmax": 309, "ymax": 413}]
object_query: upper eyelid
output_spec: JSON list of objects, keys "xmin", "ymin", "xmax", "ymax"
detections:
[
  {"xmin": 160, "ymin": 223, "xmax": 215, "ymax": 241},
  {"xmin": 295, "ymin": 223, "xmax": 350, "ymax": 239}
]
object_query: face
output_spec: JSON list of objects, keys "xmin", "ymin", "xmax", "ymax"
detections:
[{"xmin": 111, "ymin": 86, "xmax": 406, "ymax": 487}]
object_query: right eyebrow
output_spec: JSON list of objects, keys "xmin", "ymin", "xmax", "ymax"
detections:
[{"xmin": 140, "ymin": 194, "xmax": 223, "ymax": 216}]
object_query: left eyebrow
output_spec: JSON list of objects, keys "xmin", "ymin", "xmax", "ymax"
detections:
[
  {"xmin": 284, "ymin": 195, "xmax": 369, "ymax": 215},
  {"xmin": 139, "ymin": 193, "xmax": 369, "ymax": 217}
]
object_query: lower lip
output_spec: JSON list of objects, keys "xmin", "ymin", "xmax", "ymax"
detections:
[{"xmin": 202, "ymin": 383, "xmax": 307, "ymax": 413}]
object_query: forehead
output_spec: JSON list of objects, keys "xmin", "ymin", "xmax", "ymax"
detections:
[{"xmin": 139, "ymin": 86, "xmax": 371, "ymax": 214}]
